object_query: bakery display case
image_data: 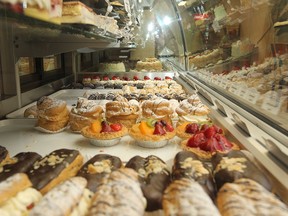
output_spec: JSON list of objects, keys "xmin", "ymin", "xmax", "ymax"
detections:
[{"xmin": 0, "ymin": 0, "xmax": 288, "ymax": 215}]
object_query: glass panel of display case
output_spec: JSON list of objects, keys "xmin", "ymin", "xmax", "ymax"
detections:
[
  {"xmin": 43, "ymin": 55, "xmax": 61, "ymax": 72},
  {"xmin": 177, "ymin": 0, "xmax": 288, "ymax": 133},
  {"xmin": 130, "ymin": 0, "xmax": 185, "ymax": 70},
  {"xmin": 18, "ymin": 57, "xmax": 35, "ymax": 76}
]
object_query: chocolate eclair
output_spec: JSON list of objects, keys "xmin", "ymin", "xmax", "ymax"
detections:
[
  {"xmin": 0, "ymin": 152, "xmax": 42, "ymax": 182},
  {"xmin": 27, "ymin": 149, "xmax": 83, "ymax": 194},
  {"xmin": 212, "ymin": 150, "xmax": 272, "ymax": 191},
  {"xmin": 77, "ymin": 154, "xmax": 123, "ymax": 192},
  {"xmin": 0, "ymin": 145, "xmax": 9, "ymax": 165},
  {"xmin": 125, "ymin": 155, "xmax": 171, "ymax": 211},
  {"xmin": 172, "ymin": 151, "xmax": 216, "ymax": 199}
]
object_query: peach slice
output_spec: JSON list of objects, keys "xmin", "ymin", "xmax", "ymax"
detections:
[
  {"xmin": 139, "ymin": 121, "xmax": 154, "ymax": 135},
  {"xmin": 91, "ymin": 120, "xmax": 102, "ymax": 133}
]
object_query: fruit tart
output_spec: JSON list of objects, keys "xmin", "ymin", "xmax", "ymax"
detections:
[
  {"xmin": 176, "ymin": 121, "xmax": 216, "ymax": 139},
  {"xmin": 180, "ymin": 124, "xmax": 239, "ymax": 159},
  {"xmin": 129, "ymin": 119, "xmax": 176, "ymax": 148},
  {"xmin": 81, "ymin": 120, "xmax": 128, "ymax": 147}
]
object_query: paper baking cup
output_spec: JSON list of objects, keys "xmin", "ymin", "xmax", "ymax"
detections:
[
  {"xmin": 88, "ymin": 138, "xmax": 121, "ymax": 147},
  {"xmin": 136, "ymin": 139, "xmax": 169, "ymax": 148}
]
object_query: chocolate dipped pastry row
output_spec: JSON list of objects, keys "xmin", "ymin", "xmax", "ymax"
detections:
[
  {"xmin": 163, "ymin": 178, "xmax": 221, "ymax": 216},
  {"xmin": 0, "ymin": 152, "xmax": 41, "ymax": 182},
  {"xmin": 0, "ymin": 146, "xmax": 9, "ymax": 165},
  {"xmin": 27, "ymin": 148, "xmax": 84, "ymax": 194},
  {"xmin": 125, "ymin": 155, "xmax": 171, "ymax": 211},
  {"xmin": 172, "ymin": 151, "xmax": 216, "ymax": 199},
  {"xmin": 211, "ymin": 150, "xmax": 272, "ymax": 191},
  {"xmin": 77, "ymin": 154, "xmax": 123, "ymax": 192},
  {"xmin": 217, "ymin": 178, "xmax": 288, "ymax": 216},
  {"xmin": 88, "ymin": 168, "xmax": 146, "ymax": 216}
]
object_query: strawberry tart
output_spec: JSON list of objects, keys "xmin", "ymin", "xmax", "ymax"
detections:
[
  {"xmin": 180, "ymin": 124, "xmax": 239, "ymax": 159},
  {"xmin": 129, "ymin": 119, "xmax": 176, "ymax": 148},
  {"xmin": 81, "ymin": 120, "xmax": 128, "ymax": 147}
]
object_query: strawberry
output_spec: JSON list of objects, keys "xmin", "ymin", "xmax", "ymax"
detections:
[
  {"xmin": 201, "ymin": 137, "xmax": 218, "ymax": 152},
  {"xmin": 122, "ymin": 76, "xmax": 129, "ymax": 81},
  {"xmin": 200, "ymin": 124, "xmax": 210, "ymax": 132},
  {"xmin": 213, "ymin": 125, "xmax": 224, "ymax": 134},
  {"xmin": 185, "ymin": 123, "xmax": 199, "ymax": 134},
  {"xmin": 103, "ymin": 76, "xmax": 109, "ymax": 81},
  {"xmin": 204, "ymin": 126, "xmax": 216, "ymax": 138},
  {"xmin": 165, "ymin": 122, "xmax": 174, "ymax": 132},
  {"xmin": 165, "ymin": 76, "xmax": 172, "ymax": 80},
  {"xmin": 100, "ymin": 121, "xmax": 112, "ymax": 133},
  {"xmin": 112, "ymin": 76, "xmax": 119, "ymax": 80},
  {"xmin": 187, "ymin": 133, "xmax": 206, "ymax": 148},
  {"xmin": 214, "ymin": 134, "xmax": 233, "ymax": 150},
  {"xmin": 133, "ymin": 75, "xmax": 139, "ymax": 80},
  {"xmin": 153, "ymin": 122, "xmax": 166, "ymax": 135},
  {"xmin": 110, "ymin": 123, "xmax": 122, "ymax": 132},
  {"xmin": 154, "ymin": 77, "xmax": 161, "ymax": 81},
  {"xmin": 144, "ymin": 76, "xmax": 150, "ymax": 80}
]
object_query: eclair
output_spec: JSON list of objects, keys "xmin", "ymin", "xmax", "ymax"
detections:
[
  {"xmin": 77, "ymin": 154, "xmax": 123, "ymax": 192},
  {"xmin": 27, "ymin": 149, "xmax": 83, "ymax": 194},
  {"xmin": 0, "ymin": 152, "xmax": 42, "ymax": 182}
]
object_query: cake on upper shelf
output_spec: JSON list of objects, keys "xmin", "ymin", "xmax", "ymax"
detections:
[
  {"xmin": 135, "ymin": 58, "xmax": 163, "ymax": 72},
  {"xmin": 98, "ymin": 62, "xmax": 126, "ymax": 72}
]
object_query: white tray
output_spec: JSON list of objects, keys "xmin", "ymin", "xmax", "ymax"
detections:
[
  {"xmin": 6, "ymin": 89, "xmax": 121, "ymax": 119},
  {"xmin": 0, "ymin": 119, "xmax": 182, "ymax": 164}
]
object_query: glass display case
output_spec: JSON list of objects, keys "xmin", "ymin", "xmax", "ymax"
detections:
[{"xmin": 0, "ymin": 0, "xmax": 287, "ymax": 213}]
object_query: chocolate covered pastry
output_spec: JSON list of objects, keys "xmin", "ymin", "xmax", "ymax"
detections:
[
  {"xmin": 0, "ymin": 152, "xmax": 41, "ymax": 182},
  {"xmin": 212, "ymin": 150, "xmax": 271, "ymax": 191},
  {"xmin": 125, "ymin": 155, "xmax": 171, "ymax": 211},
  {"xmin": 172, "ymin": 151, "xmax": 216, "ymax": 198},
  {"xmin": 0, "ymin": 146, "xmax": 9, "ymax": 165},
  {"xmin": 27, "ymin": 149, "xmax": 83, "ymax": 194},
  {"xmin": 77, "ymin": 154, "xmax": 123, "ymax": 192}
]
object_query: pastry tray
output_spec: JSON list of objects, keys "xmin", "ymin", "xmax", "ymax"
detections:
[
  {"xmin": 6, "ymin": 89, "xmax": 121, "ymax": 119},
  {"xmin": 0, "ymin": 119, "xmax": 182, "ymax": 164}
]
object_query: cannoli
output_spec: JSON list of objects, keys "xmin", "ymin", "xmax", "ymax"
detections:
[
  {"xmin": 88, "ymin": 168, "xmax": 146, "ymax": 216},
  {"xmin": 163, "ymin": 178, "xmax": 221, "ymax": 216}
]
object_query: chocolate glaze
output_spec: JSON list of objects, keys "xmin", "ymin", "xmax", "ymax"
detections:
[
  {"xmin": 0, "ymin": 152, "xmax": 41, "ymax": 182},
  {"xmin": 172, "ymin": 151, "xmax": 216, "ymax": 199},
  {"xmin": 27, "ymin": 149, "xmax": 80, "ymax": 191},
  {"xmin": 125, "ymin": 155, "xmax": 171, "ymax": 211},
  {"xmin": 211, "ymin": 150, "xmax": 272, "ymax": 191},
  {"xmin": 0, "ymin": 146, "xmax": 8, "ymax": 164},
  {"xmin": 77, "ymin": 154, "xmax": 122, "ymax": 192}
]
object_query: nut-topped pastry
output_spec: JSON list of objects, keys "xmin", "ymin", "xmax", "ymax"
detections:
[
  {"xmin": 125, "ymin": 155, "xmax": 171, "ymax": 211},
  {"xmin": 77, "ymin": 154, "xmax": 123, "ymax": 192},
  {"xmin": 69, "ymin": 97, "xmax": 104, "ymax": 132},
  {"xmin": 81, "ymin": 120, "xmax": 128, "ymax": 147},
  {"xmin": 105, "ymin": 97, "xmax": 140, "ymax": 128},
  {"xmin": 129, "ymin": 119, "xmax": 176, "ymax": 148},
  {"xmin": 172, "ymin": 151, "xmax": 216, "ymax": 198},
  {"xmin": 27, "ymin": 149, "xmax": 83, "ymax": 194},
  {"xmin": 180, "ymin": 124, "xmax": 239, "ymax": 159}
]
